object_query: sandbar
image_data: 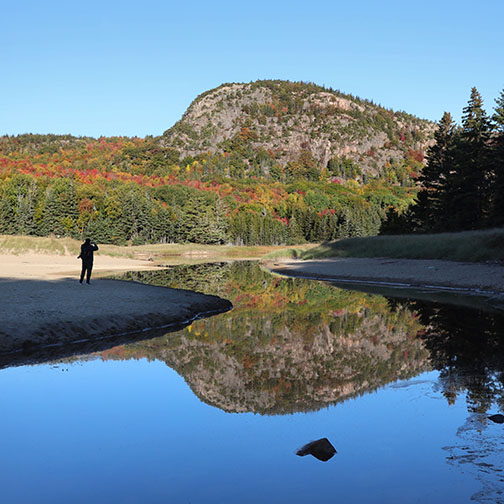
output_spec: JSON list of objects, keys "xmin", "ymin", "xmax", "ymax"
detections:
[
  {"xmin": 0, "ymin": 253, "xmax": 232, "ymax": 360},
  {"xmin": 267, "ymin": 257, "xmax": 504, "ymax": 296}
]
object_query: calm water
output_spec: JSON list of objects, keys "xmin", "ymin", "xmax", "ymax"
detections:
[{"xmin": 1, "ymin": 262, "xmax": 504, "ymax": 504}]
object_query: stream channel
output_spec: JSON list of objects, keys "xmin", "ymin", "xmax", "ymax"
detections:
[{"xmin": 1, "ymin": 261, "xmax": 504, "ymax": 503}]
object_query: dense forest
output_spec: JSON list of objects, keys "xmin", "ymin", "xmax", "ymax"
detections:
[
  {"xmin": 410, "ymin": 87, "xmax": 504, "ymax": 233},
  {"xmin": 0, "ymin": 140, "xmax": 418, "ymax": 245},
  {"xmin": 1, "ymin": 81, "xmax": 500, "ymax": 246}
]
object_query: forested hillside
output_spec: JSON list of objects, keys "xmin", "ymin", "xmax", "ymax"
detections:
[{"xmin": 0, "ymin": 80, "xmax": 435, "ymax": 246}]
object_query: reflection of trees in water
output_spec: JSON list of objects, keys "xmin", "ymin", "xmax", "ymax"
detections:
[
  {"xmin": 444, "ymin": 413, "xmax": 504, "ymax": 504},
  {"xmin": 89, "ymin": 263, "xmax": 504, "ymax": 417},
  {"xmin": 387, "ymin": 297, "xmax": 504, "ymax": 504},
  {"xmin": 109, "ymin": 265, "xmax": 504, "ymax": 501},
  {"xmin": 406, "ymin": 300, "xmax": 504, "ymax": 414},
  {"xmin": 111, "ymin": 262, "xmax": 429, "ymax": 414}
]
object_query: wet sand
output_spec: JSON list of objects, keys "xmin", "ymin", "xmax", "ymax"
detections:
[
  {"xmin": 0, "ymin": 253, "xmax": 232, "ymax": 357},
  {"xmin": 266, "ymin": 257, "xmax": 504, "ymax": 297}
]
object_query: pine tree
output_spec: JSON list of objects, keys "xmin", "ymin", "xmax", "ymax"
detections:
[
  {"xmin": 449, "ymin": 88, "xmax": 492, "ymax": 230},
  {"xmin": 413, "ymin": 112, "xmax": 457, "ymax": 231},
  {"xmin": 490, "ymin": 88, "xmax": 504, "ymax": 226},
  {"xmin": 0, "ymin": 185, "xmax": 16, "ymax": 234},
  {"xmin": 16, "ymin": 177, "xmax": 39, "ymax": 235},
  {"xmin": 117, "ymin": 185, "xmax": 154, "ymax": 244},
  {"xmin": 39, "ymin": 179, "xmax": 79, "ymax": 236},
  {"xmin": 287, "ymin": 215, "xmax": 304, "ymax": 243},
  {"xmin": 207, "ymin": 198, "xmax": 229, "ymax": 244}
]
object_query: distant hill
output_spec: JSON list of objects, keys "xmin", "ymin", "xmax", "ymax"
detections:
[
  {"xmin": 161, "ymin": 80, "xmax": 435, "ymax": 179},
  {"xmin": 0, "ymin": 81, "xmax": 438, "ymax": 246}
]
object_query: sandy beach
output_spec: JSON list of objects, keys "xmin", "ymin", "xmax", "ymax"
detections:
[
  {"xmin": 267, "ymin": 257, "xmax": 504, "ymax": 296},
  {"xmin": 4, "ymin": 251, "xmax": 504, "ymax": 364},
  {"xmin": 0, "ymin": 252, "xmax": 160, "ymax": 280},
  {"xmin": 0, "ymin": 253, "xmax": 232, "ymax": 360}
]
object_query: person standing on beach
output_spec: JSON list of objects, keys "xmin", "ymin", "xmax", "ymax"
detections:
[{"xmin": 78, "ymin": 238, "xmax": 99, "ymax": 284}]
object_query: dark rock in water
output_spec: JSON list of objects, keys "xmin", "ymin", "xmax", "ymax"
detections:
[
  {"xmin": 488, "ymin": 414, "xmax": 504, "ymax": 424},
  {"xmin": 296, "ymin": 438, "xmax": 336, "ymax": 462}
]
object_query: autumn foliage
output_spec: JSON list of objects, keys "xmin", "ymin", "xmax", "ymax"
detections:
[{"xmin": 0, "ymin": 134, "xmax": 418, "ymax": 245}]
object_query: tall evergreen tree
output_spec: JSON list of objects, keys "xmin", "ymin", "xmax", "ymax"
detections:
[
  {"xmin": 490, "ymin": 88, "xmax": 504, "ymax": 226},
  {"xmin": 118, "ymin": 185, "xmax": 155, "ymax": 244},
  {"xmin": 413, "ymin": 112, "xmax": 457, "ymax": 231},
  {"xmin": 15, "ymin": 177, "xmax": 39, "ymax": 235},
  {"xmin": 39, "ymin": 179, "xmax": 79, "ymax": 236},
  {"xmin": 449, "ymin": 87, "xmax": 492, "ymax": 230}
]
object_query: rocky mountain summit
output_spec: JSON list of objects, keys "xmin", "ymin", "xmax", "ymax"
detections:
[{"xmin": 161, "ymin": 80, "xmax": 435, "ymax": 176}]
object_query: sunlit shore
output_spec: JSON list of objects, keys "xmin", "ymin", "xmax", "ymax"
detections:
[
  {"xmin": 0, "ymin": 253, "xmax": 231, "ymax": 359},
  {"xmin": 267, "ymin": 257, "xmax": 504, "ymax": 299}
]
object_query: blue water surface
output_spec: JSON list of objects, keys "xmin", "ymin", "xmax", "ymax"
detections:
[
  {"xmin": 0, "ymin": 361, "xmax": 484, "ymax": 504},
  {"xmin": 1, "ymin": 262, "xmax": 503, "ymax": 504}
]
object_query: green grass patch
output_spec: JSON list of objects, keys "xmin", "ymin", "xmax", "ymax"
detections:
[
  {"xmin": 0, "ymin": 235, "xmax": 305, "ymax": 262},
  {"xmin": 298, "ymin": 228, "xmax": 504, "ymax": 263},
  {"xmin": 7, "ymin": 230, "xmax": 503, "ymax": 265},
  {"xmin": 0, "ymin": 235, "xmax": 77, "ymax": 255},
  {"xmin": 261, "ymin": 245, "xmax": 317, "ymax": 261}
]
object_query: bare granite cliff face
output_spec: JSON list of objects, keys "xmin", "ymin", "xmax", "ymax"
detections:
[{"xmin": 161, "ymin": 80, "xmax": 435, "ymax": 176}]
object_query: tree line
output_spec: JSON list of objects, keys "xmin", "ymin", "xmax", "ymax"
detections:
[
  {"xmin": 0, "ymin": 169, "xmax": 412, "ymax": 246},
  {"xmin": 0, "ymin": 132, "xmax": 417, "ymax": 245},
  {"xmin": 411, "ymin": 87, "xmax": 504, "ymax": 232}
]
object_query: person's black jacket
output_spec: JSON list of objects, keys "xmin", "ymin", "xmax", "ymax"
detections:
[{"xmin": 78, "ymin": 240, "xmax": 98, "ymax": 264}]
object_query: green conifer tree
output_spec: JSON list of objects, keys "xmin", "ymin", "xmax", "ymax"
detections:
[
  {"xmin": 491, "ymin": 88, "xmax": 504, "ymax": 226},
  {"xmin": 39, "ymin": 179, "xmax": 79, "ymax": 236},
  {"xmin": 413, "ymin": 112, "xmax": 457, "ymax": 232},
  {"xmin": 16, "ymin": 177, "xmax": 39, "ymax": 235},
  {"xmin": 449, "ymin": 87, "xmax": 492, "ymax": 230}
]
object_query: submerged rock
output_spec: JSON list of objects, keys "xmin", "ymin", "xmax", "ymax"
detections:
[
  {"xmin": 488, "ymin": 414, "xmax": 504, "ymax": 424},
  {"xmin": 296, "ymin": 438, "xmax": 337, "ymax": 461}
]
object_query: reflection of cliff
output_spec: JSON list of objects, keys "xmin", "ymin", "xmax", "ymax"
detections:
[{"xmin": 107, "ymin": 262, "xmax": 429, "ymax": 414}]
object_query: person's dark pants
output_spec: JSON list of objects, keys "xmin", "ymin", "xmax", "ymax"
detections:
[{"xmin": 80, "ymin": 261, "xmax": 93, "ymax": 284}]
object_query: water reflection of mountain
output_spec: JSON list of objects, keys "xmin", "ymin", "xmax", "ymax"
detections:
[{"xmin": 106, "ymin": 262, "xmax": 429, "ymax": 414}]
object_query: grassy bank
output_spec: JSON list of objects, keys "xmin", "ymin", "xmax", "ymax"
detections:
[
  {"xmin": 0, "ymin": 235, "xmax": 310, "ymax": 262},
  {"xmin": 263, "ymin": 228, "xmax": 504, "ymax": 263},
  {"xmin": 6, "ymin": 228, "xmax": 502, "ymax": 265}
]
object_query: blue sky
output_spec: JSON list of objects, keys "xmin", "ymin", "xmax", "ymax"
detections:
[{"xmin": 2, "ymin": 0, "xmax": 503, "ymax": 137}]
